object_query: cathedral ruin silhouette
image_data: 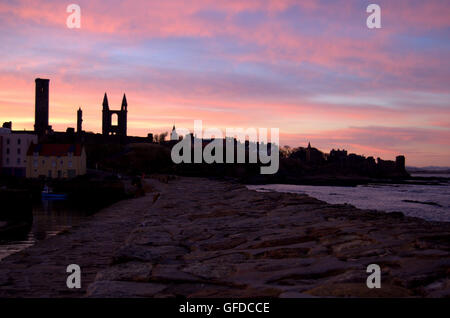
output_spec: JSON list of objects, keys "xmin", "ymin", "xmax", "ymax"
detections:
[{"xmin": 102, "ymin": 93, "xmax": 128, "ymax": 137}]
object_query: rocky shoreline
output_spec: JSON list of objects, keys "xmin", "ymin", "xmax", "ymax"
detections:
[
  {"xmin": 88, "ymin": 177, "xmax": 450, "ymax": 298},
  {"xmin": 0, "ymin": 176, "xmax": 449, "ymax": 297},
  {"xmin": 0, "ymin": 194, "xmax": 149, "ymax": 297}
]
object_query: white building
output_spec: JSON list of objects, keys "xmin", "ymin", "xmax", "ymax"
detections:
[
  {"xmin": 0, "ymin": 128, "xmax": 38, "ymax": 177},
  {"xmin": 170, "ymin": 125, "xmax": 179, "ymax": 141}
]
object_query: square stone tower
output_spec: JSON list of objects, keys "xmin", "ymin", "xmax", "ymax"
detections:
[{"xmin": 34, "ymin": 78, "xmax": 50, "ymax": 136}]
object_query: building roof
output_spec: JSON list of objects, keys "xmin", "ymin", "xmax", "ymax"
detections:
[{"xmin": 27, "ymin": 144, "xmax": 83, "ymax": 156}]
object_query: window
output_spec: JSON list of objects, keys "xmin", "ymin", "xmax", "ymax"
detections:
[
  {"xmin": 33, "ymin": 160, "xmax": 38, "ymax": 168},
  {"xmin": 18, "ymin": 138, "xmax": 21, "ymax": 145},
  {"xmin": 111, "ymin": 113, "xmax": 118, "ymax": 126},
  {"xmin": 52, "ymin": 160, "xmax": 56, "ymax": 168},
  {"xmin": 68, "ymin": 160, "xmax": 73, "ymax": 168},
  {"xmin": 6, "ymin": 158, "xmax": 9, "ymax": 165},
  {"xmin": 6, "ymin": 138, "xmax": 10, "ymax": 145},
  {"xmin": 17, "ymin": 148, "xmax": 21, "ymax": 155},
  {"xmin": 17, "ymin": 158, "xmax": 20, "ymax": 164},
  {"xmin": 6, "ymin": 148, "xmax": 9, "ymax": 154}
]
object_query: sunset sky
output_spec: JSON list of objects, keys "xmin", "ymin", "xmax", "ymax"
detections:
[{"xmin": 0, "ymin": 0, "xmax": 449, "ymax": 166}]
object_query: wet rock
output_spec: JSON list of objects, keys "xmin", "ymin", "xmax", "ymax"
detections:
[
  {"xmin": 305, "ymin": 283, "xmax": 414, "ymax": 297},
  {"xmin": 189, "ymin": 286, "xmax": 282, "ymax": 298},
  {"xmin": 87, "ymin": 280, "xmax": 167, "ymax": 298},
  {"xmin": 332, "ymin": 239, "xmax": 374, "ymax": 254},
  {"xmin": 254, "ymin": 248, "xmax": 310, "ymax": 259},
  {"xmin": 114, "ymin": 244, "xmax": 187, "ymax": 264},
  {"xmin": 95, "ymin": 262, "xmax": 152, "ymax": 282},
  {"xmin": 182, "ymin": 263, "xmax": 236, "ymax": 280},
  {"xmin": 386, "ymin": 212, "xmax": 405, "ymax": 219},
  {"xmin": 201, "ymin": 237, "xmax": 247, "ymax": 251},
  {"xmin": 248, "ymin": 236, "xmax": 315, "ymax": 249},
  {"xmin": 151, "ymin": 265, "xmax": 208, "ymax": 284}
]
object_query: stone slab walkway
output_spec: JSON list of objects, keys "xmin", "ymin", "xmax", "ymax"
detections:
[
  {"xmin": 0, "ymin": 195, "xmax": 150, "ymax": 297},
  {"xmin": 86, "ymin": 177, "xmax": 450, "ymax": 298}
]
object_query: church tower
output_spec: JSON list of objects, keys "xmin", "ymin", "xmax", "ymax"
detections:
[
  {"xmin": 102, "ymin": 93, "xmax": 110, "ymax": 136},
  {"xmin": 120, "ymin": 94, "xmax": 128, "ymax": 137},
  {"xmin": 102, "ymin": 92, "xmax": 128, "ymax": 137},
  {"xmin": 34, "ymin": 78, "xmax": 50, "ymax": 136},
  {"xmin": 77, "ymin": 107, "xmax": 83, "ymax": 134},
  {"xmin": 171, "ymin": 124, "xmax": 179, "ymax": 141}
]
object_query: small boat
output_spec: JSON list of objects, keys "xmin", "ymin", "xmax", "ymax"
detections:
[{"xmin": 41, "ymin": 186, "xmax": 67, "ymax": 200}]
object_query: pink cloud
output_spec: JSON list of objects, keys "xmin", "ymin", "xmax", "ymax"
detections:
[{"xmin": 0, "ymin": 0, "xmax": 449, "ymax": 166}]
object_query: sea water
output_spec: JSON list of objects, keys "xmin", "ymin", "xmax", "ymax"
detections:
[{"xmin": 247, "ymin": 178, "xmax": 450, "ymax": 223}]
